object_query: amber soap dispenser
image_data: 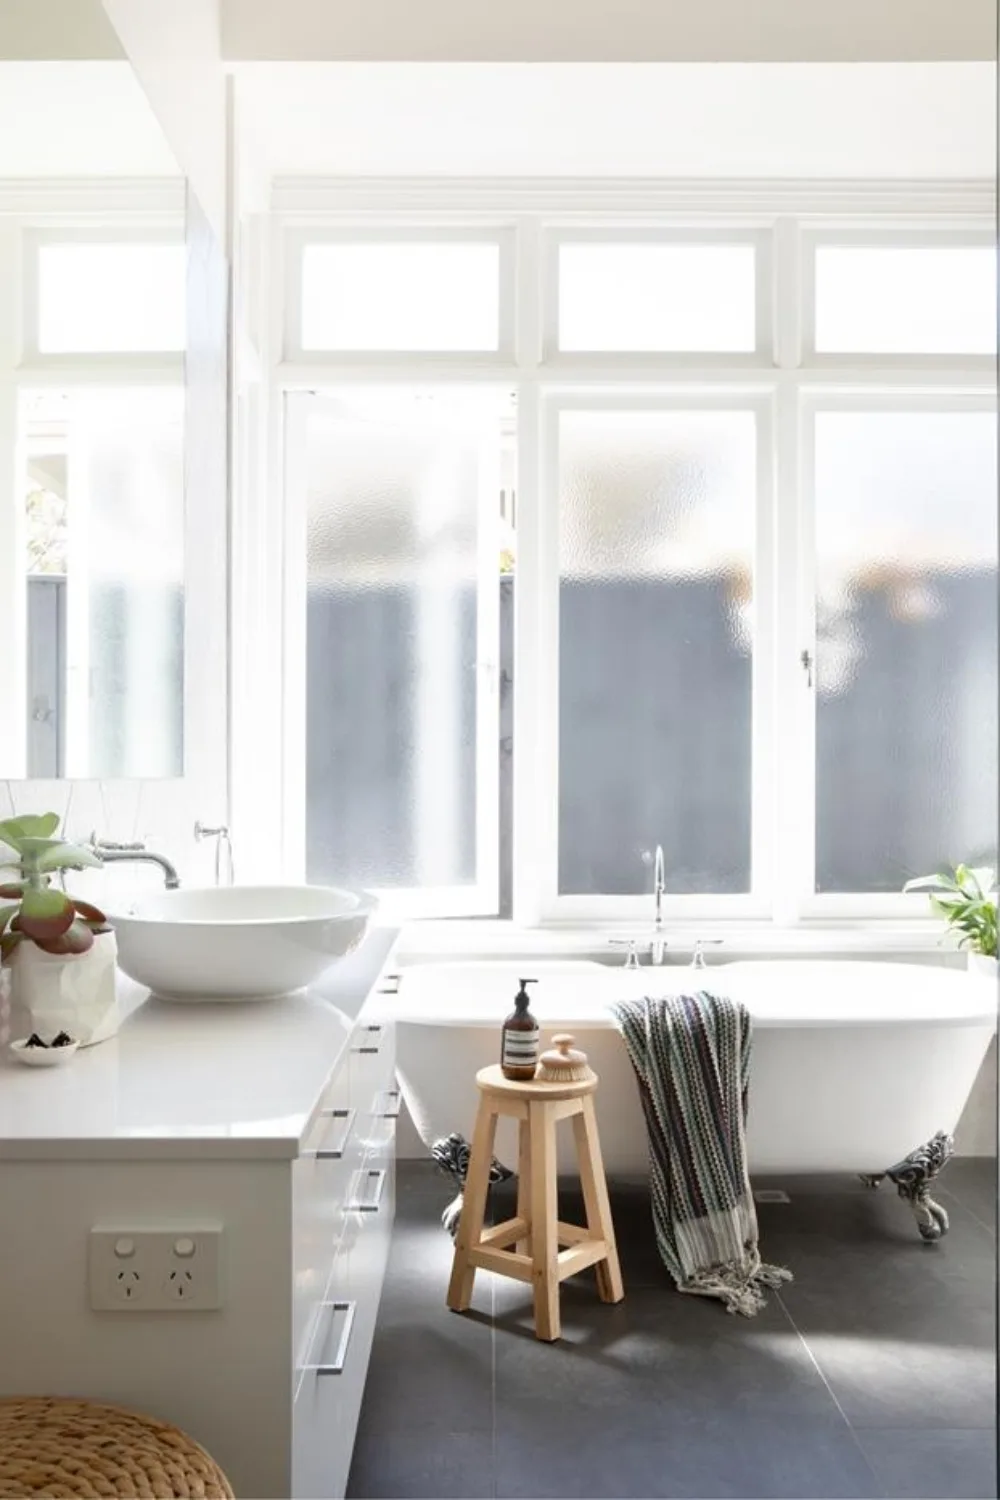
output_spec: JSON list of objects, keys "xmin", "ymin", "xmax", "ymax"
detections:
[{"xmin": 500, "ymin": 978, "xmax": 540, "ymax": 1080}]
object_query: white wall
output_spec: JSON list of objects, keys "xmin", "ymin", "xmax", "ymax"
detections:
[
  {"xmin": 222, "ymin": 0, "xmax": 995, "ymax": 61},
  {"xmin": 0, "ymin": 63, "xmax": 180, "ymax": 176},
  {"xmin": 237, "ymin": 62, "xmax": 996, "ymax": 180}
]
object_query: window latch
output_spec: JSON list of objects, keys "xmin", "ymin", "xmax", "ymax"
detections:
[{"xmin": 800, "ymin": 649, "xmax": 814, "ymax": 688}]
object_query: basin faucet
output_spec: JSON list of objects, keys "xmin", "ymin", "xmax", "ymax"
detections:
[{"xmin": 89, "ymin": 835, "xmax": 180, "ymax": 890}]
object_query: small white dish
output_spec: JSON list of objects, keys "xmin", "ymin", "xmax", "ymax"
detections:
[{"xmin": 10, "ymin": 1037, "xmax": 80, "ymax": 1067}]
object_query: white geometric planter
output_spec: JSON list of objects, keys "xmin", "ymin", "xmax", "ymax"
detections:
[
  {"xmin": 6, "ymin": 931, "xmax": 119, "ymax": 1047},
  {"xmin": 967, "ymin": 952, "xmax": 998, "ymax": 980}
]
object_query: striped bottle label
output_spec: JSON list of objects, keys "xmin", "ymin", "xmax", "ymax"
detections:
[{"xmin": 502, "ymin": 1026, "xmax": 539, "ymax": 1069}]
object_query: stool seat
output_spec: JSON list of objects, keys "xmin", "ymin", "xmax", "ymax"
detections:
[
  {"xmin": 476, "ymin": 1063, "xmax": 598, "ymax": 1103},
  {"xmin": 0, "ymin": 1397, "xmax": 234, "ymax": 1499},
  {"xmin": 447, "ymin": 1061, "xmax": 624, "ymax": 1341}
]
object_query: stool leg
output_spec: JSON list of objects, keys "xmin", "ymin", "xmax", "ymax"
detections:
[
  {"xmin": 529, "ymin": 1100, "xmax": 560, "ymax": 1341},
  {"xmin": 573, "ymin": 1096, "xmax": 625, "ymax": 1304},
  {"xmin": 446, "ymin": 1101, "xmax": 498, "ymax": 1313},
  {"xmin": 515, "ymin": 1118, "xmax": 532, "ymax": 1256}
]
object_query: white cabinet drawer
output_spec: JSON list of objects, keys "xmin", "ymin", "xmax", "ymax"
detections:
[
  {"xmin": 351, "ymin": 1021, "xmax": 397, "ymax": 1159},
  {"xmin": 292, "ymin": 1283, "xmax": 359, "ymax": 1500},
  {"xmin": 292, "ymin": 1156, "xmax": 395, "ymax": 1499},
  {"xmin": 293, "ymin": 1072, "xmax": 366, "ymax": 1365}
]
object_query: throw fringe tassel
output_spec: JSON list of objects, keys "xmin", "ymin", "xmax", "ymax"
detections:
[{"xmin": 680, "ymin": 1256, "xmax": 794, "ymax": 1318}]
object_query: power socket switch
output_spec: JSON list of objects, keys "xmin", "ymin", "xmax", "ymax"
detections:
[{"xmin": 89, "ymin": 1228, "xmax": 223, "ymax": 1312}]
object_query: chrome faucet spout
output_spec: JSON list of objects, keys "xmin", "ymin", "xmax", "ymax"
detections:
[{"xmin": 89, "ymin": 835, "xmax": 180, "ymax": 890}]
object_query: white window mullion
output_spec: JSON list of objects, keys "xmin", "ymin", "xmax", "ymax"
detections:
[
  {"xmin": 771, "ymin": 216, "xmax": 814, "ymax": 924},
  {"xmin": 789, "ymin": 398, "xmax": 818, "ymax": 919},
  {"xmin": 749, "ymin": 391, "xmax": 777, "ymax": 914},
  {"xmin": 512, "ymin": 215, "xmax": 551, "ymax": 924},
  {"xmin": 280, "ymin": 392, "xmax": 309, "ymax": 882},
  {"xmin": 473, "ymin": 433, "xmax": 501, "ymax": 915}
]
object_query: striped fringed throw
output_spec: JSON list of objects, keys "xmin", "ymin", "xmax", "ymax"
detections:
[{"xmin": 611, "ymin": 991, "xmax": 792, "ymax": 1317}]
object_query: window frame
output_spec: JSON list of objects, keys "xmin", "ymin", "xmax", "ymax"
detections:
[
  {"xmin": 519, "ymin": 387, "xmax": 776, "ymax": 926},
  {"xmin": 794, "ymin": 387, "xmax": 998, "ymax": 921},
  {"xmin": 281, "ymin": 387, "xmax": 504, "ymax": 922},
  {"xmin": 283, "ymin": 226, "xmax": 517, "ymax": 364},
  {"xmin": 21, "ymin": 225, "xmax": 187, "ymax": 370},
  {"xmin": 271, "ymin": 185, "xmax": 997, "ymax": 930},
  {"xmin": 800, "ymin": 225, "xmax": 997, "ymax": 370},
  {"xmin": 542, "ymin": 226, "xmax": 773, "ymax": 368},
  {"xmin": 0, "ymin": 192, "xmax": 207, "ymax": 797}
]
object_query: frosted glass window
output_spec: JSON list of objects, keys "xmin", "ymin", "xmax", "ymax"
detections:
[
  {"xmin": 300, "ymin": 242, "xmax": 501, "ymax": 351},
  {"xmin": 37, "ymin": 243, "xmax": 186, "ymax": 353},
  {"xmin": 558, "ymin": 409, "xmax": 756, "ymax": 895},
  {"xmin": 13, "ymin": 388, "xmax": 185, "ymax": 780},
  {"xmin": 302, "ymin": 391, "xmax": 502, "ymax": 894},
  {"xmin": 558, "ymin": 244, "xmax": 757, "ymax": 352},
  {"xmin": 815, "ymin": 246, "xmax": 997, "ymax": 354},
  {"xmin": 814, "ymin": 411, "xmax": 998, "ymax": 893}
]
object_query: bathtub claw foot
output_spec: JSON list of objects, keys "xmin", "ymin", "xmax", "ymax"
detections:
[
  {"xmin": 431, "ymin": 1132, "xmax": 514, "ymax": 1239},
  {"xmin": 863, "ymin": 1131, "xmax": 954, "ymax": 1242}
]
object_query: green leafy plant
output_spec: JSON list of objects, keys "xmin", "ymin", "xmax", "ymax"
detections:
[
  {"xmin": 903, "ymin": 863, "xmax": 998, "ymax": 958},
  {"xmin": 0, "ymin": 813, "xmax": 110, "ymax": 964}
]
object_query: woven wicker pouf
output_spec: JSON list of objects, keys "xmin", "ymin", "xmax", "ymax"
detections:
[{"xmin": 0, "ymin": 1397, "xmax": 234, "ymax": 1499}]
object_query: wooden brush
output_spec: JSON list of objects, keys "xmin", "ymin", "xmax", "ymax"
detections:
[{"xmin": 535, "ymin": 1033, "xmax": 595, "ymax": 1084}]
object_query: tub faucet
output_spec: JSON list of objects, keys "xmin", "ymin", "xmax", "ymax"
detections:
[
  {"xmin": 89, "ymin": 835, "xmax": 180, "ymax": 890},
  {"xmin": 691, "ymin": 938, "xmax": 724, "ymax": 969},
  {"xmin": 653, "ymin": 844, "xmax": 665, "ymax": 929}
]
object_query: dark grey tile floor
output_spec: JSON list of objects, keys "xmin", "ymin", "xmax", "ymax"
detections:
[{"xmin": 348, "ymin": 1158, "xmax": 997, "ymax": 1500}]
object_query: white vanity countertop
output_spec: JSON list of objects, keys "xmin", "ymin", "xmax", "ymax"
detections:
[{"xmin": 0, "ymin": 927, "xmax": 399, "ymax": 1164}]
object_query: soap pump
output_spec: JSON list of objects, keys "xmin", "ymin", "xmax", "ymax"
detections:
[{"xmin": 500, "ymin": 978, "xmax": 540, "ymax": 1081}]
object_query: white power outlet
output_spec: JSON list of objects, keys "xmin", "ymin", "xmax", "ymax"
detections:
[{"xmin": 89, "ymin": 1228, "xmax": 223, "ymax": 1312}]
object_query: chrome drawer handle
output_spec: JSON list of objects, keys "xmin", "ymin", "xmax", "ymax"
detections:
[
  {"xmin": 304, "ymin": 1300, "xmax": 356, "ymax": 1376},
  {"xmin": 347, "ymin": 1168, "xmax": 386, "ymax": 1213},
  {"xmin": 316, "ymin": 1108, "xmax": 355, "ymax": 1160},
  {"xmin": 353, "ymin": 1024, "xmax": 383, "ymax": 1056},
  {"xmin": 377, "ymin": 1089, "xmax": 401, "ymax": 1119}
]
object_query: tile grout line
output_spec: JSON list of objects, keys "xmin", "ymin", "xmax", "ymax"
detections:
[
  {"xmin": 939, "ymin": 1187, "xmax": 996, "ymax": 1242},
  {"xmin": 774, "ymin": 1288, "xmax": 889, "ymax": 1498},
  {"xmin": 489, "ymin": 1189, "xmax": 499, "ymax": 1500}
]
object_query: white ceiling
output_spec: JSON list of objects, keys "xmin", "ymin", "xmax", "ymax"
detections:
[
  {"xmin": 0, "ymin": 62, "xmax": 180, "ymax": 176},
  {"xmin": 236, "ymin": 62, "xmax": 995, "ymax": 180}
]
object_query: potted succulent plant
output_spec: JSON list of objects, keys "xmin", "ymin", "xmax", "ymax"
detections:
[
  {"xmin": 903, "ymin": 863, "xmax": 998, "ymax": 977},
  {"xmin": 0, "ymin": 813, "xmax": 119, "ymax": 1047}
]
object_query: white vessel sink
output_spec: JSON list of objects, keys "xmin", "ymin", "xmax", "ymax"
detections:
[{"xmin": 110, "ymin": 885, "xmax": 377, "ymax": 1001}]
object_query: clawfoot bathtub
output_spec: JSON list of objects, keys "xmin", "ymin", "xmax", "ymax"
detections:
[{"xmin": 394, "ymin": 959, "xmax": 996, "ymax": 1241}]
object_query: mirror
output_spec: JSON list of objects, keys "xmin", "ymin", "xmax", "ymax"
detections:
[{"xmin": 0, "ymin": 60, "xmax": 187, "ymax": 778}]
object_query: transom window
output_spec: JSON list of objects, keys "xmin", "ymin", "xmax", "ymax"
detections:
[
  {"xmin": 26, "ymin": 232, "xmax": 186, "ymax": 356},
  {"xmin": 279, "ymin": 208, "xmax": 997, "ymax": 925}
]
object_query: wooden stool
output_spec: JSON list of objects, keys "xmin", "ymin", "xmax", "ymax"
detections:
[
  {"xmin": 0, "ymin": 1396, "xmax": 234, "ymax": 1498},
  {"xmin": 446, "ymin": 1064, "xmax": 624, "ymax": 1341}
]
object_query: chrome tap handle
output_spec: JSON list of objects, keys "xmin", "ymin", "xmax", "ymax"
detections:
[
  {"xmin": 609, "ymin": 938, "xmax": 641, "ymax": 970},
  {"xmin": 194, "ymin": 821, "xmax": 235, "ymax": 886},
  {"xmin": 691, "ymin": 938, "xmax": 724, "ymax": 969}
]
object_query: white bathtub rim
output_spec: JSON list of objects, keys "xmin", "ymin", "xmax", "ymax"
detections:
[{"xmin": 395, "ymin": 959, "xmax": 997, "ymax": 1031}]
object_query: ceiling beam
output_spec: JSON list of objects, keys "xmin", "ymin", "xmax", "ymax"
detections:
[{"xmin": 221, "ymin": 0, "xmax": 996, "ymax": 62}]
